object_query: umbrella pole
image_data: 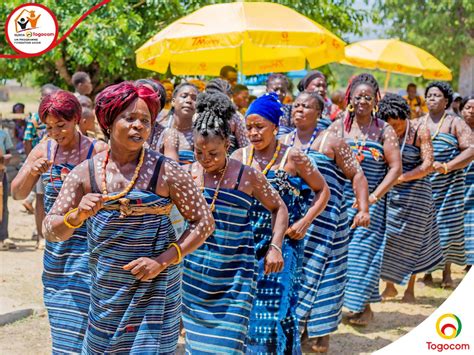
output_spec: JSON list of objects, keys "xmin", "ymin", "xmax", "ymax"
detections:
[
  {"xmin": 238, "ymin": 46, "xmax": 243, "ymax": 84},
  {"xmin": 384, "ymin": 71, "xmax": 391, "ymax": 92}
]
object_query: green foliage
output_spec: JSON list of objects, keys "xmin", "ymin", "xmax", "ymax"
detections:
[
  {"xmin": 0, "ymin": 0, "xmax": 369, "ymax": 90},
  {"xmin": 376, "ymin": 0, "xmax": 474, "ymax": 88}
]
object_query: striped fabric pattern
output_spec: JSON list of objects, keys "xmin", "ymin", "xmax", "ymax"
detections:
[
  {"xmin": 381, "ymin": 144, "xmax": 443, "ymax": 284},
  {"xmin": 343, "ymin": 140, "xmax": 388, "ymax": 312},
  {"xmin": 297, "ymin": 151, "xmax": 349, "ymax": 338},
  {"xmin": 42, "ymin": 163, "xmax": 91, "ymax": 354},
  {"xmin": 465, "ymin": 161, "xmax": 474, "ymax": 264},
  {"xmin": 179, "ymin": 149, "xmax": 195, "ymax": 165},
  {"xmin": 317, "ymin": 117, "xmax": 333, "ymax": 130},
  {"xmin": 182, "ymin": 188, "xmax": 256, "ymax": 354},
  {"xmin": 246, "ymin": 170, "xmax": 306, "ymax": 355},
  {"xmin": 429, "ymin": 133, "xmax": 466, "ymax": 266},
  {"xmin": 83, "ymin": 190, "xmax": 181, "ymax": 354}
]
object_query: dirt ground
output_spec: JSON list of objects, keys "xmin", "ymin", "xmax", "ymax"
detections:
[{"xmin": 0, "ymin": 198, "xmax": 465, "ymax": 355}]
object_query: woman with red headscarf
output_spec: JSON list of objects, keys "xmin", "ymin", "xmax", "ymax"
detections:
[
  {"xmin": 43, "ymin": 81, "xmax": 214, "ymax": 353},
  {"xmin": 11, "ymin": 90, "xmax": 108, "ymax": 353}
]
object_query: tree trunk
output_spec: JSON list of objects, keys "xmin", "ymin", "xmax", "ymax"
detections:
[
  {"xmin": 55, "ymin": 55, "xmax": 72, "ymax": 86},
  {"xmin": 458, "ymin": 56, "xmax": 473, "ymax": 96}
]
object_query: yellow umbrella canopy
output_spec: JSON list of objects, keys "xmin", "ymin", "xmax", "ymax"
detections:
[
  {"xmin": 341, "ymin": 39, "xmax": 452, "ymax": 81},
  {"xmin": 136, "ymin": 2, "xmax": 345, "ymax": 76}
]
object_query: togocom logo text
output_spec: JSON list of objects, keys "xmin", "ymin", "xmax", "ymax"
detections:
[{"xmin": 426, "ymin": 314, "xmax": 470, "ymax": 352}]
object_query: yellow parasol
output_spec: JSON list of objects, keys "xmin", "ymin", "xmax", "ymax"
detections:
[
  {"xmin": 341, "ymin": 39, "xmax": 452, "ymax": 90},
  {"xmin": 136, "ymin": 2, "xmax": 345, "ymax": 76}
]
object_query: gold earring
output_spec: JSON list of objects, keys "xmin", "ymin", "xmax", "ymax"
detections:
[
  {"xmin": 273, "ymin": 128, "xmax": 278, "ymax": 135},
  {"xmin": 373, "ymin": 105, "xmax": 379, "ymax": 114},
  {"xmin": 347, "ymin": 103, "xmax": 354, "ymax": 112}
]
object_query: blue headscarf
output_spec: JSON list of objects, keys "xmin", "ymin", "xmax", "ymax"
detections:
[{"xmin": 245, "ymin": 92, "xmax": 282, "ymax": 126}]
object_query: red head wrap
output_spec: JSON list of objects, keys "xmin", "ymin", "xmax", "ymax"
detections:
[{"xmin": 95, "ymin": 81, "xmax": 160, "ymax": 138}]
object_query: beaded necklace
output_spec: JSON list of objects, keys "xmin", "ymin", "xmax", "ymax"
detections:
[
  {"xmin": 201, "ymin": 159, "xmax": 229, "ymax": 212},
  {"xmin": 101, "ymin": 147, "xmax": 145, "ymax": 202},
  {"xmin": 247, "ymin": 141, "xmax": 281, "ymax": 175},
  {"xmin": 353, "ymin": 116, "xmax": 373, "ymax": 163},
  {"xmin": 290, "ymin": 127, "xmax": 320, "ymax": 153},
  {"xmin": 430, "ymin": 112, "xmax": 447, "ymax": 141}
]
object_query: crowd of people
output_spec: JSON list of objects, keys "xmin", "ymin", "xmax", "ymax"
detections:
[{"xmin": 1, "ymin": 66, "xmax": 473, "ymax": 354}]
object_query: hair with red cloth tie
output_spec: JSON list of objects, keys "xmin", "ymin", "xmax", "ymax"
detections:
[
  {"xmin": 39, "ymin": 90, "xmax": 82, "ymax": 124},
  {"xmin": 95, "ymin": 81, "xmax": 161, "ymax": 138}
]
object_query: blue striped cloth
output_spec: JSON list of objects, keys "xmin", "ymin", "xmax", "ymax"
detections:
[
  {"xmin": 41, "ymin": 142, "xmax": 94, "ymax": 354},
  {"xmin": 297, "ymin": 150, "xmax": 349, "ymax": 338},
  {"xmin": 466, "ymin": 161, "xmax": 474, "ymax": 264},
  {"xmin": 179, "ymin": 149, "xmax": 195, "ymax": 165},
  {"xmin": 317, "ymin": 117, "xmax": 333, "ymax": 130},
  {"xmin": 343, "ymin": 139, "xmax": 388, "ymax": 312},
  {"xmin": 246, "ymin": 170, "xmax": 306, "ymax": 354},
  {"xmin": 182, "ymin": 188, "xmax": 256, "ymax": 354},
  {"xmin": 83, "ymin": 189, "xmax": 181, "ymax": 354},
  {"xmin": 429, "ymin": 133, "xmax": 466, "ymax": 266},
  {"xmin": 381, "ymin": 144, "xmax": 443, "ymax": 284}
]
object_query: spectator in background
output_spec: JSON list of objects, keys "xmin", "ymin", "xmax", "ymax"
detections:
[
  {"xmin": 403, "ymin": 83, "xmax": 428, "ymax": 119},
  {"xmin": 12, "ymin": 103, "xmax": 26, "ymax": 154},
  {"xmin": 232, "ymin": 84, "xmax": 250, "ymax": 114},
  {"xmin": 0, "ymin": 126, "xmax": 14, "ymax": 250},
  {"xmin": 71, "ymin": 71, "xmax": 93, "ymax": 97},
  {"xmin": 331, "ymin": 90, "xmax": 346, "ymax": 111},
  {"xmin": 77, "ymin": 94, "xmax": 93, "ymax": 110},
  {"xmin": 266, "ymin": 73, "xmax": 293, "ymax": 136},
  {"xmin": 447, "ymin": 93, "xmax": 463, "ymax": 117},
  {"xmin": 78, "ymin": 108, "xmax": 96, "ymax": 136},
  {"xmin": 23, "ymin": 83, "xmax": 59, "ymax": 248},
  {"xmin": 220, "ymin": 65, "xmax": 238, "ymax": 89}
]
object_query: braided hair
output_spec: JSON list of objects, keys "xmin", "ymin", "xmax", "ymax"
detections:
[
  {"xmin": 205, "ymin": 78, "xmax": 232, "ymax": 96},
  {"xmin": 343, "ymin": 73, "xmax": 381, "ymax": 131},
  {"xmin": 425, "ymin": 81, "xmax": 454, "ymax": 109},
  {"xmin": 193, "ymin": 92, "xmax": 235, "ymax": 140},
  {"xmin": 377, "ymin": 93, "xmax": 411, "ymax": 121}
]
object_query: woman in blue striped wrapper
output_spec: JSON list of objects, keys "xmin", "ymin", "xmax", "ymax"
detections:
[
  {"xmin": 281, "ymin": 91, "xmax": 370, "ymax": 353},
  {"xmin": 377, "ymin": 93, "xmax": 443, "ymax": 303},
  {"xmin": 232, "ymin": 93, "xmax": 330, "ymax": 354},
  {"xmin": 421, "ymin": 83, "xmax": 474, "ymax": 288},
  {"xmin": 328, "ymin": 73, "xmax": 402, "ymax": 327},
  {"xmin": 461, "ymin": 96, "xmax": 474, "ymax": 271},
  {"xmin": 43, "ymin": 81, "xmax": 215, "ymax": 354},
  {"xmin": 11, "ymin": 90, "xmax": 108, "ymax": 354},
  {"xmin": 182, "ymin": 92, "xmax": 288, "ymax": 354}
]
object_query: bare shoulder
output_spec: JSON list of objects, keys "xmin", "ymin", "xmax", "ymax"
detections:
[
  {"xmin": 92, "ymin": 139, "xmax": 108, "ymax": 153},
  {"xmin": 230, "ymin": 147, "xmax": 244, "ymax": 161}
]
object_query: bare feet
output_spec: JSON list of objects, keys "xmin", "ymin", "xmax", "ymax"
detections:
[
  {"xmin": 441, "ymin": 264, "xmax": 454, "ymax": 289},
  {"xmin": 402, "ymin": 290, "xmax": 416, "ymax": 303},
  {"xmin": 311, "ymin": 335, "xmax": 330, "ymax": 353},
  {"xmin": 419, "ymin": 273, "xmax": 434, "ymax": 286},
  {"xmin": 381, "ymin": 282, "xmax": 398, "ymax": 301},
  {"xmin": 349, "ymin": 305, "xmax": 374, "ymax": 327}
]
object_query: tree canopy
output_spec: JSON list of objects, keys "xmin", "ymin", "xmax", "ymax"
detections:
[
  {"xmin": 376, "ymin": 0, "xmax": 474, "ymax": 89},
  {"xmin": 0, "ymin": 0, "xmax": 370, "ymax": 91}
]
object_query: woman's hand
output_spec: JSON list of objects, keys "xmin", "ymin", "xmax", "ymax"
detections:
[
  {"xmin": 123, "ymin": 257, "xmax": 166, "ymax": 281},
  {"xmin": 352, "ymin": 211, "xmax": 370, "ymax": 228},
  {"xmin": 432, "ymin": 161, "xmax": 448, "ymax": 174},
  {"xmin": 286, "ymin": 218, "xmax": 311, "ymax": 240},
  {"xmin": 30, "ymin": 157, "xmax": 52, "ymax": 176},
  {"xmin": 73, "ymin": 193, "xmax": 104, "ymax": 223},
  {"xmin": 264, "ymin": 246, "xmax": 284, "ymax": 274}
]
